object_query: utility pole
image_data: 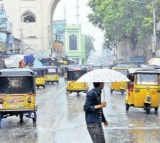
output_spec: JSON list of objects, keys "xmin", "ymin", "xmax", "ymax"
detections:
[
  {"xmin": 19, "ymin": 28, "xmax": 24, "ymax": 54},
  {"xmin": 152, "ymin": 0, "xmax": 156, "ymax": 57},
  {"xmin": 63, "ymin": 1, "xmax": 66, "ymax": 21}
]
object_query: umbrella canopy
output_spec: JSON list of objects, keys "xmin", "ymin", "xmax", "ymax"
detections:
[
  {"xmin": 24, "ymin": 54, "xmax": 35, "ymax": 64},
  {"xmin": 77, "ymin": 68, "xmax": 130, "ymax": 83},
  {"xmin": 33, "ymin": 59, "xmax": 43, "ymax": 68},
  {"xmin": 148, "ymin": 58, "xmax": 160, "ymax": 66},
  {"xmin": 4, "ymin": 54, "xmax": 24, "ymax": 68}
]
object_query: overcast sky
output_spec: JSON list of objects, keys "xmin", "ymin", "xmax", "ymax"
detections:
[{"xmin": 53, "ymin": 0, "xmax": 104, "ymax": 50}]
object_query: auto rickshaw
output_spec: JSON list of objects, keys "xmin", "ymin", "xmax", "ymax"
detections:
[
  {"xmin": 31, "ymin": 67, "xmax": 45, "ymax": 89},
  {"xmin": 44, "ymin": 66, "xmax": 59, "ymax": 84},
  {"xmin": 0, "ymin": 68, "xmax": 37, "ymax": 124},
  {"xmin": 92, "ymin": 65, "xmax": 103, "ymax": 70},
  {"xmin": 84, "ymin": 64, "xmax": 93, "ymax": 72},
  {"xmin": 125, "ymin": 68, "xmax": 160, "ymax": 114},
  {"xmin": 110, "ymin": 68, "xmax": 128, "ymax": 95},
  {"xmin": 66, "ymin": 67, "xmax": 89, "ymax": 94}
]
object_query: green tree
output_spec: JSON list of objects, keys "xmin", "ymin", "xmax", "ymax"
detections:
[
  {"xmin": 87, "ymin": 0, "xmax": 160, "ymax": 49},
  {"xmin": 85, "ymin": 35, "xmax": 94, "ymax": 59}
]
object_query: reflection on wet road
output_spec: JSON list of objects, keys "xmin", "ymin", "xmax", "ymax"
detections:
[{"xmin": 0, "ymin": 79, "xmax": 160, "ymax": 143}]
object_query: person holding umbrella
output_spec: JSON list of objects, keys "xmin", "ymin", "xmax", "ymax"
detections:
[
  {"xmin": 84, "ymin": 82, "xmax": 108, "ymax": 143},
  {"xmin": 78, "ymin": 69, "xmax": 129, "ymax": 142}
]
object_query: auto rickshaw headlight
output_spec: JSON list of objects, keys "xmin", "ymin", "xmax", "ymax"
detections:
[
  {"xmin": 0, "ymin": 98, "xmax": 3, "ymax": 104},
  {"xmin": 135, "ymin": 88, "xmax": 140, "ymax": 92},
  {"xmin": 146, "ymin": 96, "xmax": 151, "ymax": 102},
  {"xmin": 28, "ymin": 97, "xmax": 32, "ymax": 103},
  {"xmin": 121, "ymin": 85, "xmax": 124, "ymax": 88}
]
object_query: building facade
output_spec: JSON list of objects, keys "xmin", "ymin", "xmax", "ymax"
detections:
[
  {"xmin": 65, "ymin": 25, "xmax": 86, "ymax": 64},
  {"xmin": 3, "ymin": 0, "xmax": 60, "ymax": 59}
]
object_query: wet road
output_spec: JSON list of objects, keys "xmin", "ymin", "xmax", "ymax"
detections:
[{"xmin": 0, "ymin": 78, "xmax": 160, "ymax": 143}]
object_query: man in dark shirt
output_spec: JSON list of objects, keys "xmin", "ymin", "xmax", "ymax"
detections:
[{"xmin": 84, "ymin": 82, "xmax": 108, "ymax": 143}]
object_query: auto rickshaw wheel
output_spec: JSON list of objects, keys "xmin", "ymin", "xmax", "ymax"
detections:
[
  {"xmin": 19, "ymin": 114, "xmax": 24, "ymax": 123},
  {"xmin": 146, "ymin": 106, "xmax": 150, "ymax": 114},
  {"xmin": 31, "ymin": 112, "xmax": 37, "ymax": 124},
  {"xmin": 57, "ymin": 81, "xmax": 59, "ymax": 84},
  {"xmin": 33, "ymin": 118, "xmax": 36, "ymax": 124},
  {"xmin": 154, "ymin": 107, "xmax": 158, "ymax": 112},
  {"xmin": 125, "ymin": 103, "xmax": 130, "ymax": 112},
  {"xmin": 43, "ymin": 85, "xmax": 45, "ymax": 89},
  {"xmin": 121, "ymin": 90, "xmax": 125, "ymax": 95},
  {"xmin": 110, "ymin": 89, "xmax": 113, "ymax": 94},
  {"xmin": 0, "ymin": 112, "xmax": 2, "ymax": 124}
]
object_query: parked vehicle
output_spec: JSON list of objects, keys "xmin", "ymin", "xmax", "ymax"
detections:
[
  {"xmin": 84, "ymin": 64, "xmax": 93, "ymax": 72},
  {"xmin": 31, "ymin": 67, "xmax": 45, "ymax": 89},
  {"xmin": 125, "ymin": 68, "xmax": 160, "ymax": 114},
  {"xmin": 92, "ymin": 65, "xmax": 103, "ymax": 70},
  {"xmin": 110, "ymin": 68, "xmax": 128, "ymax": 95},
  {"xmin": 66, "ymin": 67, "xmax": 89, "ymax": 94},
  {"xmin": 0, "ymin": 68, "xmax": 37, "ymax": 124},
  {"xmin": 44, "ymin": 66, "xmax": 59, "ymax": 84}
]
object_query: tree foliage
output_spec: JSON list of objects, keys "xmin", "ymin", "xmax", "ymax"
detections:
[
  {"xmin": 85, "ymin": 35, "xmax": 94, "ymax": 58},
  {"xmin": 87, "ymin": 0, "xmax": 160, "ymax": 49}
]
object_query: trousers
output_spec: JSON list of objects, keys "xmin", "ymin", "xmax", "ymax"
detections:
[{"xmin": 87, "ymin": 123, "xmax": 105, "ymax": 143}]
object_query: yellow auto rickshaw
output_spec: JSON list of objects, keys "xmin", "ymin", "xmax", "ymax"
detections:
[
  {"xmin": 110, "ymin": 68, "xmax": 128, "ymax": 95},
  {"xmin": 66, "ymin": 67, "xmax": 89, "ymax": 94},
  {"xmin": 125, "ymin": 68, "xmax": 160, "ymax": 114},
  {"xmin": 31, "ymin": 67, "xmax": 45, "ymax": 89},
  {"xmin": 0, "ymin": 68, "xmax": 37, "ymax": 124},
  {"xmin": 44, "ymin": 66, "xmax": 59, "ymax": 84}
]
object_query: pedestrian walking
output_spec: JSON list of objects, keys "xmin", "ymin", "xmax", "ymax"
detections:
[
  {"xmin": 64, "ymin": 72, "xmax": 67, "ymax": 81},
  {"xmin": 84, "ymin": 82, "xmax": 108, "ymax": 143}
]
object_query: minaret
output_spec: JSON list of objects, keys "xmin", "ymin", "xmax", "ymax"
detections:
[
  {"xmin": 76, "ymin": 0, "xmax": 79, "ymax": 25},
  {"xmin": 63, "ymin": 1, "xmax": 66, "ymax": 22}
]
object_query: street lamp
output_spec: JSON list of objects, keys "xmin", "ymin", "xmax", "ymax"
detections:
[{"xmin": 130, "ymin": 0, "xmax": 156, "ymax": 57}]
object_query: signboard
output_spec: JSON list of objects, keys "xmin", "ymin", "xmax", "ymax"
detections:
[
  {"xmin": 53, "ymin": 43, "xmax": 63, "ymax": 54},
  {"xmin": 0, "ymin": 9, "xmax": 5, "ymax": 18},
  {"xmin": 130, "ymin": 56, "xmax": 146, "ymax": 64},
  {"xmin": 53, "ymin": 20, "xmax": 66, "ymax": 41},
  {"xmin": 0, "ymin": 10, "xmax": 12, "ymax": 33},
  {"xmin": 6, "ymin": 34, "xmax": 14, "ymax": 48},
  {"xmin": 0, "ymin": 32, "xmax": 6, "ymax": 42},
  {"xmin": 48, "ymin": 69, "xmax": 56, "ymax": 73},
  {"xmin": 0, "ymin": 10, "xmax": 7, "ymax": 29}
]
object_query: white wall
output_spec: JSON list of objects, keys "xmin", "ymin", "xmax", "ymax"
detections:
[{"xmin": 3, "ymin": 0, "xmax": 60, "ymax": 57}]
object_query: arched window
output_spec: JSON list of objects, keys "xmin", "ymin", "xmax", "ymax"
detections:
[
  {"xmin": 21, "ymin": 10, "xmax": 36, "ymax": 23},
  {"xmin": 69, "ymin": 34, "xmax": 77, "ymax": 50}
]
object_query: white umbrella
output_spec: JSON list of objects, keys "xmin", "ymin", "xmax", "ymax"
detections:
[
  {"xmin": 77, "ymin": 68, "xmax": 130, "ymax": 83},
  {"xmin": 4, "ymin": 55, "xmax": 24, "ymax": 68},
  {"xmin": 148, "ymin": 58, "xmax": 160, "ymax": 66},
  {"xmin": 77, "ymin": 69, "xmax": 130, "ymax": 100}
]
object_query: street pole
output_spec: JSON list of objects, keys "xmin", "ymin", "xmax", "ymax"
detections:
[
  {"xmin": 19, "ymin": 28, "xmax": 24, "ymax": 54},
  {"xmin": 152, "ymin": 0, "xmax": 156, "ymax": 57}
]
